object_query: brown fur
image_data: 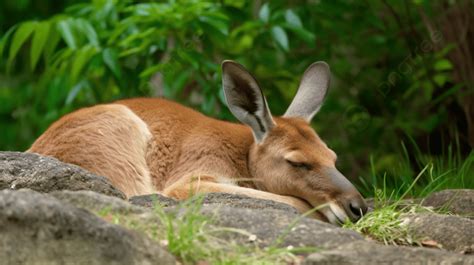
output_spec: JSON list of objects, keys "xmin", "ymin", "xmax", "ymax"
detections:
[{"xmin": 29, "ymin": 104, "xmax": 155, "ymax": 195}]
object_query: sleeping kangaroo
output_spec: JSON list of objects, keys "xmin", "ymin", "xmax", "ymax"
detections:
[{"xmin": 29, "ymin": 60, "xmax": 367, "ymax": 225}]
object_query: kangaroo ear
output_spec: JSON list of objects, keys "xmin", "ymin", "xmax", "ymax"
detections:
[
  {"xmin": 222, "ymin": 60, "xmax": 274, "ymax": 142},
  {"xmin": 284, "ymin": 62, "xmax": 331, "ymax": 122}
]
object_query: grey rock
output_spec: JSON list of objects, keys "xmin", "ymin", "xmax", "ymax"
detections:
[
  {"xmin": 202, "ymin": 192, "xmax": 300, "ymax": 214},
  {"xmin": 0, "ymin": 151, "xmax": 125, "ymax": 199},
  {"xmin": 130, "ymin": 192, "xmax": 357, "ymax": 249},
  {"xmin": 199, "ymin": 205, "xmax": 364, "ymax": 249},
  {"xmin": 422, "ymin": 189, "xmax": 474, "ymax": 219},
  {"xmin": 129, "ymin": 192, "xmax": 300, "ymax": 215},
  {"xmin": 52, "ymin": 190, "xmax": 145, "ymax": 214},
  {"xmin": 0, "ymin": 189, "xmax": 175, "ymax": 265},
  {"xmin": 47, "ymin": 188, "xmax": 358, "ymax": 249},
  {"xmin": 130, "ymin": 193, "xmax": 362, "ymax": 249},
  {"xmin": 365, "ymin": 197, "xmax": 421, "ymax": 211},
  {"xmin": 62, "ymin": 190, "xmax": 360, "ymax": 251},
  {"xmin": 303, "ymin": 241, "xmax": 474, "ymax": 265},
  {"xmin": 402, "ymin": 213, "xmax": 474, "ymax": 254},
  {"xmin": 130, "ymin": 193, "xmax": 179, "ymax": 208}
]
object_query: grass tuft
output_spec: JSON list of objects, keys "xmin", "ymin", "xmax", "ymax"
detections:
[
  {"xmin": 345, "ymin": 166, "xmax": 437, "ymax": 246},
  {"xmin": 343, "ymin": 201, "xmax": 433, "ymax": 246}
]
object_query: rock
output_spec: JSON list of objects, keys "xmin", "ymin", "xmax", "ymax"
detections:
[
  {"xmin": 365, "ymin": 197, "xmax": 421, "ymax": 211},
  {"xmin": 128, "ymin": 193, "xmax": 362, "ymax": 249},
  {"xmin": 202, "ymin": 193, "xmax": 300, "ymax": 214},
  {"xmin": 198, "ymin": 205, "xmax": 364, "ymax": 249},
  {"xmin": 130, "ymin": 193, "xmax": 179, "ymax": 208},
  {"xmin": 422, "ymin": 189, "xmax": 474, "ymax": 219},
  {"xmin": 0, "ymin": 189, "xmax": 175, "ymax": 265},
  {"xmin": 56, "ymin": 190, "xmax": 361, "ymax": 251},
  {"xmin": 303, "ymin": 241, "xmax": 474, "ymax": 265},
  {"xmin": 0, "ymin": 151, "xmax": 125, "ymax": 199},
  {"xmin": 130, "ymin": 193, "xmax": 301, "ymax": 215},
  {"xmin": 402, "ymin": 213, "xmax": 474, "ymax": 254},
  {"xmin": 52, "ymin": 190, "xmax": 145, "ymax": 214},
  {"xmin": 130, "ymin": 192, "xmax": 358, "ymax": 249},
  {"xmin": 129, "ymin": 193, "xmax": 358, "ymax": 249}
]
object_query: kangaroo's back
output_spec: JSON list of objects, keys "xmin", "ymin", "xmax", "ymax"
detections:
[{"xmin": 28, "ymin": 103, "xmax": 156, "ymax": 196}]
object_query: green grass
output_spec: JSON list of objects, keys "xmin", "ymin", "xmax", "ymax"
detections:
[
  {"xmin": 344, "ymin": 204, "xmax": 415, "ymax": 245},
  {"xmin": 343, "ymin": 189, "xmax": 434, "ymax": 246},
  {"xmin": 345, "ymin": 164, "xmax": 444, "ymax": 246},
  {"xmin": 357, "ymin": 141, "xmax": 473, "ymax": 199}
]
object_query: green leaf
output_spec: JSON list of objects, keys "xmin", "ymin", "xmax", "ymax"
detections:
[
  {"xmin": 66, "ymin": 79, "xmax": 88, "ymax": 105},
  {"xmin": 49, "ymin": 48, "xmax": 73, "ymax": 70},
  {"xmin": 102, "ymin": 48, "xmax": 121, "ymax": 78},
  {"xmin": 199, "ymin": 15, "xmax": 229, "ymax": 36},
  {"xmin": 177, "ymin": 49, "xmax": 199, "ymax": 69},
  {"xmin": 139, "ymin": 64, "xmax": 164, "ymax": 79},
  {"xmin": 57, "ymin": 19, "xmax": 77, "ymax": 49},
  {"xmin": 170, "ymin": 69, "xmax": 192, "ymax": 95},
  {"xmin": 43, "ymin": 27, "xmax": 61, "ymax": 62},
  {"xmin": 285, "ymin": 9, "xmax": 302, "ymax": 27},
  {"xmin": 259, "ymin": 3, "xmax": 270, "ymax": 23},
  {"xmin": 71, "ymin": 45, "xmax": 97, "ymax": 83},
  {"xmin": 433, "ymin": 74, "xmax": 448, "ymax": 87},
  {"xmin": 75, "ymin": 19, "xmax": 100, "ymax": 47},
  {"xmin": 271, "ymin": 26, "xmax": 289, "ymax": 51},
  {"xmin": 0, "ymin": 25, "xmax": 18, "ymax": 59},
  {"xmin": 7, "ymin": 21, "xmax": 37, "ymax": 70},
  {"xmin": 238, "ymin": 34, "xmax": 253, "ymax": 50},
  {"xmin": 422, "ymin": 80, "xmax": 434, "ymax": 100},
  {"xmin": 118, "ymin": 37, "xmax": 151, "ymax": 57},
  {"xmin": 283, "ymin": 23, "xmax": 316, "ymax": 45},
  {"xmin": 434, "ymin": 59, "xmax": 453, "ymax": 71},
  {"xmin": 435, "ymin": 44, "xmax": 455, "ymax": 59},
  {"xmin": 432, "ymin": 84, "xmax": 463, "ymax": 105},
  {"xmin": 118, "ymin": 28, "xmax": 154, "ymax": 48},
  {"xmin": 30, "ymin": 22, "xmax": 51, "ymax": 70}
]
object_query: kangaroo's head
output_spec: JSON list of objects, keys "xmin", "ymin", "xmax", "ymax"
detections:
[{"xmin": 222, "ymin": 60, "xmax": 367, "ymax": 224}]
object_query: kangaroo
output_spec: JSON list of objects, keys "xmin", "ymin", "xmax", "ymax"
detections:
[{"xmin": 28, "ymin": 60, "xmax": 367, "ymax": 224}]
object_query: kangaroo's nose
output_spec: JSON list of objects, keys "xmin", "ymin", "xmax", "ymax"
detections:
[
  {"xmin": 325, "ymin": 167, "xmax": 368, "ymax": 222},
  {"xmin": 343, "ymin": 195, "xmax": 368, "ymax": 222}
]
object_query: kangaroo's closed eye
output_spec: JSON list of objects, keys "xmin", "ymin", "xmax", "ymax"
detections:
[
  {"xmin": 286, "ymin": 159, "xmax": 313, "ymax": 170},
  {"xmin": 283, "ymin": 150, "xmax": 310, "ymax": 169}
]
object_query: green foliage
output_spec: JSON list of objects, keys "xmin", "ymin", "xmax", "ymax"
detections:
[
  {"xmin": 344, "ymin": 172, "xmax": 436, "ymax": 246},
  {"xmin": 343, "ymin": 202, "xmax": 430, "ymax": 246},
  {"xmin": 347, "ymin": 158, "xmax": 470, "ymax": 245},
  {"xmin": 0, "ymin": 0, "xmax": 471, "ymax": 196},
  {"xmin": 358, "ymin": 142, "xmax": 474, "ymax": 198}
]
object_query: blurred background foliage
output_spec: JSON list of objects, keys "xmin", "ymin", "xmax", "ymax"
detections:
[{"xmin": 1, "ymin": 0, "xmax": 473, "ymax": 197}]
